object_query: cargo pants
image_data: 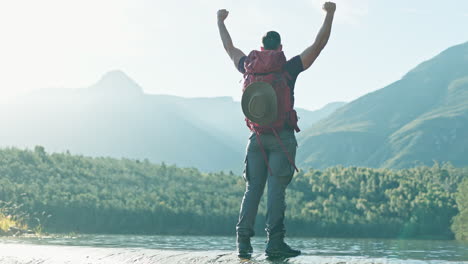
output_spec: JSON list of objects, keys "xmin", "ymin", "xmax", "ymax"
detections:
[{"xmin": 236, "ymin": 128, "xmax": 297, "ymax": 239}]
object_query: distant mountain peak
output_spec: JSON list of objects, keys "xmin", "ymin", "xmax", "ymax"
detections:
[{"xmin": 92, "ymin": 70, "xmax": 143, "ymax": 95}]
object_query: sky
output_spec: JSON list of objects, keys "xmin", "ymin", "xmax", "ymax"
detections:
[{"xmin": 0, "ymin": 0, "xmax": 467, "ymax": 110}]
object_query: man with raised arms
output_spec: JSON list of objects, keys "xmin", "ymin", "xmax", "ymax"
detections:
[{"xmin": 217, "ymin": 2, "xmax": 336, "ymax": 259}]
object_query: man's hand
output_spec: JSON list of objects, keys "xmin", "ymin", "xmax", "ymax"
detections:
[
  {"xmin": 322, "ymin": 2, "xmax": 336, "ymax": 13},
  {"xmin": 217, "ymin": 9, "xmax": 229, "ymax": 23}
]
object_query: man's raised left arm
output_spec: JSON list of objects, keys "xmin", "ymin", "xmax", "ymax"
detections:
[{"xmin": 300, "ymin": 2, "xmax": 336, "ymax": 71}]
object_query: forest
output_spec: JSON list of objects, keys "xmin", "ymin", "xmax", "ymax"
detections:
[{"xmin": 0, "ymin": 146, "xmax": 467, "ymax": 240}]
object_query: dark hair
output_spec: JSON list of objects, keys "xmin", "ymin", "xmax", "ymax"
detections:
[{"xmin": 262, "ymin": 31, "xmax": 281, "ymax": 50}]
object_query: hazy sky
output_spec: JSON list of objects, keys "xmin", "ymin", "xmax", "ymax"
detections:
[{"xmin": 0, "ymin": 0, "xmax": 467, "ymax": 110}]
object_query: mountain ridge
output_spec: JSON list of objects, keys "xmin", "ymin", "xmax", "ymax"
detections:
[
  {"xmin": 0, "ymin": 72, "xmax": 345, "ymax": 172},
  {"xmin": 297, "ymin": 41, "xmax": 468, "ymax": 169}
]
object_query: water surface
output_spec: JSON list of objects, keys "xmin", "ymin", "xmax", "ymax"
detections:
[{"xmin": 1, "ymin": 234, "xmax": 467, "ymax": 263}]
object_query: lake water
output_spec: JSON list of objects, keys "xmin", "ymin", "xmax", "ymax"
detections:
[{"xmin": 0, "ymin": 234, "xmax": 467, "ymax": 263}]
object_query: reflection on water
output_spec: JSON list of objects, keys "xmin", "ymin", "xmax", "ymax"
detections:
[{"xmin": 1, "ymin": 234, "xmax": 467, "ymax": 263}]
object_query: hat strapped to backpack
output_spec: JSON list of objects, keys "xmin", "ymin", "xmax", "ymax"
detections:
[{"xmin": 241, "ymin": 81, "xmax": 278, "ymax": 127}]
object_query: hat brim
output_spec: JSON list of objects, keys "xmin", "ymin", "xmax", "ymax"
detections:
[{"xmin": 241, "ymin": 82, "xmax": 278, "ymax": 126}]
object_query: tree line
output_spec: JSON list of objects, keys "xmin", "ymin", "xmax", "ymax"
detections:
[{"xmin": 0, "ymin": 146, "xmax": 466, "ymax": 239}]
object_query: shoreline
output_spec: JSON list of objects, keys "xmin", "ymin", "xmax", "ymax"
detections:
[{"xmin": 1, "ymin": 242, "xmax": 459, "ymax": 264}]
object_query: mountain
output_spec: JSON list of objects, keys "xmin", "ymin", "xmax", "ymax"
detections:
[
  {"xmin": 297, "ymin": 41, "xmax": 468, "ymax": 169},
  {"xmin": 0, "ymin": 70, "xmax": 344, "ymax": 172}
]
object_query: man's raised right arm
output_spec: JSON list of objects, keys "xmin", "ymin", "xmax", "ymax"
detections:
[
  {"xmin": 300, "ymin": 2, "xmax": 336, "ymax": 71},
  {"xmin": 217, "ymin": 9, "xmax": 246, "ymax": 69}
]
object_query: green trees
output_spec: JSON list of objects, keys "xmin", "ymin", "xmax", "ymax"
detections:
[
  {"xmin": 0, "ymin": 147, "xmax": 245, "ymax": 235},
  {"xmin": 452, "ymin": 177, "xmax": 468, "ymax": 240},
  {"xmin": 285, "ymin": 165, "xmax": 463, "ymax": 239},
  {"xmin": 0, "ymin": 147, "xmax": 466, "ymax": 239}
]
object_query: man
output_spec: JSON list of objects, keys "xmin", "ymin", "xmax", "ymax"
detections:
[{"xmin": 217, "ymin": 2, "xmax": 336, "ymax": 259}]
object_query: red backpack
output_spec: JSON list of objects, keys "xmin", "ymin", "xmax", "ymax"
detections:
[
  {"xmin": 242, "ymin": 50, "xmax": 300, "ymax": 134},
  {"xmin": 242, "ymin": 50, "xmax": 300, "ymax": 174}
]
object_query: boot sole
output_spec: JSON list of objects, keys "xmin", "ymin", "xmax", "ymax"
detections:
[
  {"xmin": 238, "ymin": 253, "xmax": 252, "ymax": 259},
  {"xmin": 265, "ymin": 251, "xmax": 301, "ymax": 258}
]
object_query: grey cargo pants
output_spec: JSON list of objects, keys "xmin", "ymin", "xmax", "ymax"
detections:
[{"xmin": 236, "ymin": 128, "xmax": 297, "ymax": 239}]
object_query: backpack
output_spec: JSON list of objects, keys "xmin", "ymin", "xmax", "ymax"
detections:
[
  {"xmin": 242, "ymin": 50, "xmax": 300, "ymax": 134},
  {"xmin": 242, "ymin": 50, "xmax": 300, "ymax": 175}
]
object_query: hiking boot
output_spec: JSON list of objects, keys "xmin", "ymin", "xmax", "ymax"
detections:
[
  {"xmin": 237, "ymin": 237, "xmax": 253, "ymax": 259},
  {"xmin": 265, "ymin": 238, "xmax": 301, "ymax": 258}
]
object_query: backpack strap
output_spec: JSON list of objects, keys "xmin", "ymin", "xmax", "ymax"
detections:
[
  {"xmin": 271, "ymin": 128, "xmax": 299, "ymax": 173},
  {"xmin": 253, "ymin": 128, "xmax": 299, "ymax": 177}
]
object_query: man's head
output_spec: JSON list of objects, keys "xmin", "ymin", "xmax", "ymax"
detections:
[{"xmin": 261, "ymin": 31, "xmax": 282, "ymax": 51}]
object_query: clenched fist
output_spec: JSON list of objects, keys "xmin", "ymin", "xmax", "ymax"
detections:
[
  {"xmin": 217, "ymin": 9, "xmax": 229, "ymax": 22},
  {"xmin": 323, "ymin": 2, "xmax": 336, "ymax": 13}
]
